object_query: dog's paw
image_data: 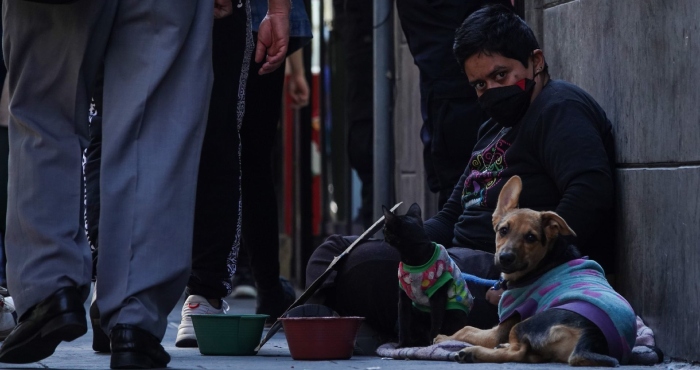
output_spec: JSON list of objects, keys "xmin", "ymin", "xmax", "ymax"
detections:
[
  {"xmin": 433, "ymin": 334, "xmax": 450, "ymax": 344},
  {"xmin": 496, "ymin": 343, "xmax": 510, "ymax": 349},
  {"xmin": 456, "ymin": 348, "xmax": 477, "ymax": 363}
]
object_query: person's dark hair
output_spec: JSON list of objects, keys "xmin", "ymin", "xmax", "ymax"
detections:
[{"xmin": 454, "ymin": 4, "xmax": 540, "ymax": 70}]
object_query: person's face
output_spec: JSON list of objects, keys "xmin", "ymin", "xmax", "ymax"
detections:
[{"xmin": 464, "ymin": 51, "xmax": 542, "ymax": 98}]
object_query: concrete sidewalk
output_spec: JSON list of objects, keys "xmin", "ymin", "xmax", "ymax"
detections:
[{"xmin": 0, "ymin": 291, "xmax": 692, "ymax": 369}]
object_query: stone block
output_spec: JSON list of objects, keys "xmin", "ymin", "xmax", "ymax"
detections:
[
  {"xmin": 616, "ymin": 166, "xmax": 700, "ymax": 361},
  {"xmin": 543, "ymin": 0, "xmax": 700, "ymax": 165}
]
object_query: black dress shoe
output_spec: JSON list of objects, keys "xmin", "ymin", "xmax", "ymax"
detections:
[
  {"xmin": 110, "ymin": 324, "xmax": 170, "ymax": 369},
  {"xmin": 0, "ymin": 286, "xmax": 87, "ymax": 363}
]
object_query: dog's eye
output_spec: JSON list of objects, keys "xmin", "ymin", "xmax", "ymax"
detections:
[
  {"xmin": 524, "ymin": 233, "xmax": 538, "ymax": 243},
  {"xmin": 498, "ymin": 227, "xmax": 508, "ymax": 236}
]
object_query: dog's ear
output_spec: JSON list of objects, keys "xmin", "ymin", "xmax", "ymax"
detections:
[
  {"xmin": 540, "ymin": 211, "xmax": 577, "ymax": 242},
  {"xmin": 492, "ymin": 176, "xmax": 522, "ymax": 227}
]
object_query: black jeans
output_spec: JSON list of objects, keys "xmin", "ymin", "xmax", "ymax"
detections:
[
  {"xmin": 305, "ymin": 235, "xmax": 501, "ymax": 338},
  {"xmin": 0, "ymin": 126, "xmax": 7, "ymax": 287},
  {"xmin": 187, "ymin": 12, "xmax": 286, "ymax": 300},
  {"xmin": 334, "ymin": 0, "xmax": 374, "ymax": 227},
  {"xmin": 84, "ymin": 68, "xmax": 103, "ymax": 281}
]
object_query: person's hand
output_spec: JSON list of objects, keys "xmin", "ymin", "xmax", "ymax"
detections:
[
  {"xmin": 287, "ymin": 73, "xmax": 309, "ymax": 109},
  {"xmin": 486, "ymin": 287, "xmax": 504, "ymax": 306},
  {"xmin": 255, "ymin": 12, "xmax": 290, "ymax": 75},
  {"xmin": 214, "ymin": 0, "xmax": 233, "ymax": 19}
]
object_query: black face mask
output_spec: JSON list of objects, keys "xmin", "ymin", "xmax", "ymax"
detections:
[{"xmin": 478, "ymin": 78, "xmax": 536, "ymax": 127}]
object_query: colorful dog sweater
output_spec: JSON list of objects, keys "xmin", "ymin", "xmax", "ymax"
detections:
[
  {"xmin": 498, "ymin": 258, "xmax": 636, "ymax": 363},
  {"xmin": 398, "ymin": 243, "xmax": 473, "ymax": 314}
]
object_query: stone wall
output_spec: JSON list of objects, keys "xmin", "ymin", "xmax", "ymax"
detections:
[{"xmin": 526, "ymin": 0, "xmax": 700, "ymax": 362}]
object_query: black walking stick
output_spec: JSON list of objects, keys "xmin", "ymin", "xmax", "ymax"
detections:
[{"xmin": 254, "ymin": 202, "xmax": 403, "ymax": 352}]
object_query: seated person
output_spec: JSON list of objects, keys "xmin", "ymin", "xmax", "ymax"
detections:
[{"xmin": 305, "ymin": 4, "xmax": 616, "ymax": 343}]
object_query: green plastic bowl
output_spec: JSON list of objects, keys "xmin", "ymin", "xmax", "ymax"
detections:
[{"xmin": 191, "ymin": 314, "xmax": 268, "ymax": 356}]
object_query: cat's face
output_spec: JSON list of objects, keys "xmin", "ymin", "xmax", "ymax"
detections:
[{"xmin": 382, "ymin": 203, "xmax": 431, "ymax": 253}]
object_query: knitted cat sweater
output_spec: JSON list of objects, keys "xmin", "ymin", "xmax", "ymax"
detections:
[{"xmin": 398, "ymin": 243, "xmax": 473, "ymax": 313}]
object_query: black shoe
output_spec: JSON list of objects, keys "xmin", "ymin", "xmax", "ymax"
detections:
[
  {"xmin": 90, "ymin": 301, "xmax": 110, "ymax": 353},
  {"xmin": 230, "ymin": 271, "xmax": 257, "ymax": 299},
  {"xmin": 110, "ymin": 324, "xmax": 170, "ymax": 369},
  {"xmin": 257, "ymin": 277, "xmax": 296, "ymax": 327},
  {"xmin": 0, "ymin": 286, "xmax": 87, "ymax": 364}
]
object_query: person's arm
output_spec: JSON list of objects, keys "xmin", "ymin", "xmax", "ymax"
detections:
[
  {"xmin": 256, "ymin": 0, "xmax": 291, "ymax": 75},
  {"xmin": 286, "ymin": 49, "xmax": 309, "ymax": 108},
  {"xmin": 536, "ymin": 99, "xmax": 615, "ymax": 257},
  {"xmin": 423, "ymin": 171, "xmax": 468, "ymax": 246}
]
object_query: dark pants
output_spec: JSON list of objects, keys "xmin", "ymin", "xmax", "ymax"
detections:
[
  {"xmin": 84, "ymin": 118, "xmax": 102, "ymax": 281},
  {"xmin": 0, "ymin": 23, "xmax": 7, "ymax": 286},
  {"xmin": 305, "ymin": 235, "xmax": 501, "ymax": 338},
  {"xmin": 396, "ymin": 0, "xmax": 512, "ymax": 206},
  {"xmin": 188, "ymin": 11, "xmax": 285, "ymax": 301},
  {"xmin": 84, "ymin": 68, "xmax": 103, "ymax": 281},
  {"xmin": 0, "ymin": 127, "xmax": 7, "ymax": 287},
  {"xmin": 334, "ymin": 0, "xmax": 374, "ymax": 227}
]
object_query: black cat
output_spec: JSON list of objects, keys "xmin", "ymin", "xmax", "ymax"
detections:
[{"xmin": 383, "ymin": 203, "xmax": 472, "ymax": 348}]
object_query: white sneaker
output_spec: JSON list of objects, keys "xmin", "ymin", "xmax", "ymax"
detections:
[
  {"xmin": 0, "ymin": 296, "xmax": 16, "ymax": 341},
  {"xmin": 175, "ymin": 295, "xmax": 228, "ymax": 347}
]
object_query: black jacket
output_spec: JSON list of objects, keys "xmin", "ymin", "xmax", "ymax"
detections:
[{"xmin": 424, "ymin": 80, "xmax": 617, "ymax": 272}]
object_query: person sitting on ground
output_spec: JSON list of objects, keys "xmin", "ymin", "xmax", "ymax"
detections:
[{"xmin": 305, "ymin": 4, "xmax": 617, "ymax": 346}]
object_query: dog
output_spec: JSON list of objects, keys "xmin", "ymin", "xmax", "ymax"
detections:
[
  {"xmin": 434, "ymin": 176, "xmax": 637, "ymax": 366},
  {"xmin": 382, "ymin": 203, "xmax": 473, "ymax": 348}
]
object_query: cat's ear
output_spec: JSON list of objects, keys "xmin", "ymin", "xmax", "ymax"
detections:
[
  {"xmin": 406, "ymin": 203, "xmax": 424, "ymax": 228},
  {"xmin": 407, "ymin": 203, "xmax": 422, "ymax": 220},
  {"xmin": 382, "ymin": 205, "xmax": 396, "ymax": 225}
]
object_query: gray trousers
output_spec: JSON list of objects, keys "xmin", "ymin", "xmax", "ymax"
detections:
[{"xmin": 2, "ymin": 0, "xmax": 213, "ymax": 338}]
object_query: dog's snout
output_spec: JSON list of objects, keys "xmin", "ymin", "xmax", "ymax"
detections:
[{"xmin": 499, "ymin": 252, "xmax": 516, "ymax": 267}]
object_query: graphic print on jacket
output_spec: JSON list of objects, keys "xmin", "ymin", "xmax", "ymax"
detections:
[{"xmin": 462, "ymin": 127, "xmax": 512, "ymax": 209}]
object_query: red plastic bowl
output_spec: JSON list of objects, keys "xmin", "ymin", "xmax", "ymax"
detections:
[{"xmin": 280, "ymin": 316, "xmax": 364, "ymax": 360}]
